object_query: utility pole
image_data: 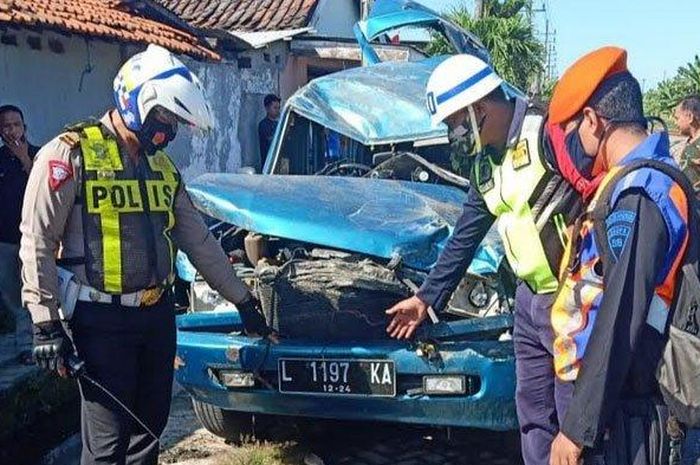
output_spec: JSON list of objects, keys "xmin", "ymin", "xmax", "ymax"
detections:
[
  {"xmin": 361, "ymin": 0, "xmax": 371, "ymax": 21},
  {"xmin": 543, "ymin": 15, "xmax": 550, "ymax": 80},
  {"xmin": 548, "ymin": 29, "xmax": 557, "ymax": 79},
  {"xmin": 526, "ymin": 0, "xmax": 534, "ymax": 25},
  {"xmin": 530, "ymin": 2, "xmax": 546, "ymax": 93},
  {"xmin": 474, "ymin": 0, "xmax": 484, "ymax": 19}
]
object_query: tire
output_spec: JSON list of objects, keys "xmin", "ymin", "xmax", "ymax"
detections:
[{"xmin": 191, "ymin": 398, "xmax": 257, "ymax": 443}]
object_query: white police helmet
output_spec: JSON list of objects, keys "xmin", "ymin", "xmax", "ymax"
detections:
[
  {"xmin": 113, "ymin": 45, "xmax": 213, "ymax": 132},
  {"xmin": 426, "ymin": 54, "xmax": 503, "ymax": 127}
]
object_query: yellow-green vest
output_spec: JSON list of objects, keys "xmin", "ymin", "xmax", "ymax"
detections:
[
  {"xmin": 78, "ymin": 125, "xmax": 180, "ymax": 294},
  {"xmin": 473, "ymin": 112, "xmax": 580, "ymax": 294}
]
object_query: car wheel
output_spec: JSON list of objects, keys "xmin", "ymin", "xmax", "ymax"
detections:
[{"xmin": 191, "ymin": 399, "xmax": 273, "ymax": 443}]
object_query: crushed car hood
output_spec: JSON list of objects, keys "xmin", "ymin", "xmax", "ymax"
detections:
[{"xmin": 188, "ymin": 174, "xmax": 475, "ymax": 272}]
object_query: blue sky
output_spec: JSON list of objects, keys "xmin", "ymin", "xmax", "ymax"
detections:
[{"xmin": 414, "ymin": 0, "xmax": 700, "ymax": 90}]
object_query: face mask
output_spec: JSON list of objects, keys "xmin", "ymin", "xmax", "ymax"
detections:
[
  {"xmin": 449, "ymin": 123, "xmax": 469, "ymax": 142},
  {"xmin": 137, "ymin": 114, "xmax": 177, "ymax": 154},
  {"xmin": 564, "ymin": 119, "xmax": 594, "ymax": 180},
  {"xmin": 448, "ymin": 106, "xmax": 484, "ymax": 157}
]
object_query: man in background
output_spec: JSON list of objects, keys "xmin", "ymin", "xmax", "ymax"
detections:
[
  {"xmin": 258, "ymin": 94, "xmax": 281, "ymax": 170},
  {"xmin": 0, "ymin": 105, "xmax": 38, "ymax": 364},
  {"xmin": 674, "ymin": 95, "xmax": 700, "ymax": 192}
]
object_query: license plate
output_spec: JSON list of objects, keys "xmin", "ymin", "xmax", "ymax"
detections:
[{"xmin": 278, "ymin": 358, "xmax": 396, "ymax": 397}]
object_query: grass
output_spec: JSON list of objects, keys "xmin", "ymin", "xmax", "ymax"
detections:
[{"xmin": 214, "ymin": 441, "xmax": 309, "ymax": 465}]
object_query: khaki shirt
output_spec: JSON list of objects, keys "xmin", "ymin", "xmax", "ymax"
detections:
[
  {"xmin": 20, "ymin": 112, "xmax": 250, "ymax": 323},
  {"xmin": 679, "ymin": 136, "xmax": 700, "ymax": 191}
]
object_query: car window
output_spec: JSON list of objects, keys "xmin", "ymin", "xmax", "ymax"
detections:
[
  {"xmin": 272, "ymin": 112, "xmax": 456, "ymax": 177},
  {"xmin": 273, "ymin": 114, "xmax": 374, "ymax": 175}
]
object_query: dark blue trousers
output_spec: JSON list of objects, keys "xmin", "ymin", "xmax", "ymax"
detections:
[
  {"xmin": 69, "ymin": 295, "xmax": 176, "ymax": 465},
  {"xmin": 514, "ymin": 283, "xmax": 574, "ymax": 465}
]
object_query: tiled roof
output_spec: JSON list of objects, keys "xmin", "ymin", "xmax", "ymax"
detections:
[
  {"xmin": 0, "ymin": 0, "xmax": 219, "ymax": 60},
  {"xmin": 156, "ymin": 0, "xmax": 320, "ymax": 33}
]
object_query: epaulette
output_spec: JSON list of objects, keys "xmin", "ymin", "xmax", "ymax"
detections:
[
  {"xmin": 58, "ymin": 131, "xmax": 81, "ymax": 149},
  {"xmin": 63, "ymin": 118, "xmax": 101, "ymax": 133},
  {"xmin": 60, "ymin": 118, "xmax": 106, "ymax": 149}
]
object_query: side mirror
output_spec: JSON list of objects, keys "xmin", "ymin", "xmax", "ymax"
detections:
[{"xmin": 237, "ymin": 166, "xmax": 256, "ymax": 175}]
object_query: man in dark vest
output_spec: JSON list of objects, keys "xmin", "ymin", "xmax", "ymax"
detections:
[{"xmin": 547, "ymin": 46, "xmax": 691, "ymax": 465}]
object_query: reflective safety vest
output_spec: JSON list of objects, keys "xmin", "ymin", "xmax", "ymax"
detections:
[
  {"xmin": 551, "ymin": 156, "xmax": 689, "ymax": 381},
  {"xmin": 79, "ymin": 125, "xmax": 180, "ymax": 294},
  {"xmin": 473, "ymin": 112, "xmax": 581, "ymax": 294}
]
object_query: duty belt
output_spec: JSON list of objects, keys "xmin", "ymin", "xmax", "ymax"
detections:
[{"xmin": 77, "ymin": 285, "xmax": 164, "ymax": 307}]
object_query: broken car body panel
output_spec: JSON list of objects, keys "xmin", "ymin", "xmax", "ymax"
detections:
[
  {"xmin": 283, "ymin": 57, "xmax": 449, "ymax": 148},
  {"xmin": 177, "ymin": 312, "xmax": 517, "ymax": 430},
  {"xmin": 190, "ymin": 174, "xmax": 479, "ymax": 272},
  {"xmin": 353, "ymin": 0, "xmax": 489, "ymax": 65}
]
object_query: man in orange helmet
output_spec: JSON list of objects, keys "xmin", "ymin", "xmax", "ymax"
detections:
[{"xmin": 546, "ymin": 47, "xmax": 692, "ymax": 465}]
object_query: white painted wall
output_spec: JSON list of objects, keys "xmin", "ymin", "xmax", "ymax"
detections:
[
  {"xmin": 175, "ymin": 43, "xmax": 287, "ymax": 178},
  {"xmin": 308, "ymin": 0, "xmax": 361, "ymax": 39},
  {"xmin": 0, "ymin": 29, "xmax": 286, "ymax": 181},
  {"xmin": 0, "ymin": 29, "xmax": 133, "ymax": 146}
]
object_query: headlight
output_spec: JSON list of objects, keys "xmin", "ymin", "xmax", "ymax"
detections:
[
  {"xmin": 216, "ymin": 370, "xmax": 255, "ymax": 388},
  {"xmin": 468, "ymin": 281, "xmax": 490, "ymax": 308},
  {"xmin": 423, "ymin": 375, "xmax": 466, "ymax": 395}
]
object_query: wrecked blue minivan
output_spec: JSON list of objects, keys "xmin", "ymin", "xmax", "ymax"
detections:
[{"xmin": 175, "ymin": 0, "xmax": 518, "ymax": 439}]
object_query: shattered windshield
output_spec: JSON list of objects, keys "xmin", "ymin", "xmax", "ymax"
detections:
[{"xmin": 271, "ymin": 112, "xmax": 454, "ymax": 177}]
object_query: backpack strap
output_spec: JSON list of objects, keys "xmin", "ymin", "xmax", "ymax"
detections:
[{"xmin": 591, "ymin": 159, "xmax": 697, "ymax": 269}]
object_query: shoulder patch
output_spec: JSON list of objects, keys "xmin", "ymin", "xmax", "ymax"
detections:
[
  {"xmin": 58, "ymin": 132, "xmax": 81, "ymax": 149},
  {"xmin": 48, "ymin": 160, "xmax": 74, "ymax": 191},
  {"xmin": 605, "ymin": 209, "xmax": 636, "ymax": 262}
]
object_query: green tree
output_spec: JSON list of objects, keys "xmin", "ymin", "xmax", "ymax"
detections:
[
  {"xmin": 425, "ymin": 0, "xmax": 544, "ymax": 90},
  {"xmin": 644, "ymin": 55, "xmax": 700, "ymax": 122},
  {"xmin": 679, "ymin": 55, "xmax": 700, "ymax": 89}
]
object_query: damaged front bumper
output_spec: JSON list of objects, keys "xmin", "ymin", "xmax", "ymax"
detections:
[{"xmin": 176, "ymin": 311, "xmax": 517, "ymax": 431}]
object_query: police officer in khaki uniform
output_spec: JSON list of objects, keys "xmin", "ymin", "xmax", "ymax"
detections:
[{"xmin": 20, "ymin": 45, "xmax": 273, "ymax": 465}]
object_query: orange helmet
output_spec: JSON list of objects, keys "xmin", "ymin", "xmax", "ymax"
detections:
[{"xmin": 549, "ymin": 46, "xmax": 628, "ymax": 125}]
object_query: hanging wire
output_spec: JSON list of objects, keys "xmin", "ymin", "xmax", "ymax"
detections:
[{"xmin": 78, "ymin": 38, "xmax": 94, "ymax": 92}]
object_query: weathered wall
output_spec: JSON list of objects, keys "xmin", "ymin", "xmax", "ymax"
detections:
[
  {"xmin": 0, "ymin": 28, "xmax": 287, "ymax": 181},
  {"xmin": 172, "ymin": 42, "xmax": 287, "ymax": 178},
  {"xmin": 0, "ymin": 29, "xmax": 135, "ymax": 146},
  {"xmin": 280, "ymin": 55, "xmax": 309, "ymax": 102}
]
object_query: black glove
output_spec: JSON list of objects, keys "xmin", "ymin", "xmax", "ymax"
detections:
[
  {"xmin": 33, "ymin": 321, "xmax": 74, "ymax": 374},
  {"xmin": 236, "ymin": 295, "xmax": 273, "ymax": 337}
]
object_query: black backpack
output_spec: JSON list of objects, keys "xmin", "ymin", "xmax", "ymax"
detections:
[{"xmin": 590, "ymin": 159, "xmax": 700, "ymax": 427}]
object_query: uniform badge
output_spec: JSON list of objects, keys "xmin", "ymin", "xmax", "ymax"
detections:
[
  {"xmin": 605, "ymin": 210, "xmax": 636, "ymax": 262},
  {"xmin": 48, "ymin": 160, "xmax": 73, "ymax": 191},
  {"xmin": 476, "ymin": 156, "xmax": 494, "ymax": 193},
  {"xmin": 511, "ymin": 140, "xmax": 531, "ymax": 170}
]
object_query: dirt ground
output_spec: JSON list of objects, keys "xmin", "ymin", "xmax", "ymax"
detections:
[{"xmin": 155, "ymin": 388, "xmax": 521, "ymax": 465}]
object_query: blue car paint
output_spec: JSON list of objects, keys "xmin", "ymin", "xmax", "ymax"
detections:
[
  {"xmin": 176, "ymin": 0, "xmax": 517, "ymax": 431},
  {"xmin": 283, "ymin": 57, "xmax": 450, "ymax": 148},
  {"xmin": 176, "ymin": 311, "xmax": 517, "ymax": 430},
  {"xmin": 188, "ymin": 174, "xmax": 473, "ymax": 272},
  {"xmin": 354, "ymin": 0, "xmax": 490, "ymax": 66},
  {"xmin": 176, "ymin": 250, "xmax": 197, "ymax": 282}
]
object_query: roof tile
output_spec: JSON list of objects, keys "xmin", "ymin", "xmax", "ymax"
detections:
[
  {"xmin": 0, "ymin": 0, "xmax": 219, "ymax": 60},
  {"xmin": 155, "ymin": 0, "xmax": 320, "ymax": 33}
]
